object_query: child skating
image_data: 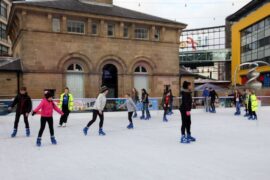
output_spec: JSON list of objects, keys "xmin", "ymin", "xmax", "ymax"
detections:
[
  {"xmin": 248, "ymin": 90, "xmax": 258, "ymax": 120},
  {"xmin": 83, "ymin": 86, "xmax": 109, "ymax": 136},
  {"xmin": 8, "ymin": 87, "xmax": 32, "ymax": 138},
  {"xmin": 140, "ymin": 89, "xmax": 151, "ymax": 120},
  {"xmin": 161, "ymin": 90, "xmax": 171, "ymax": 122},
  {"xmin": 119, "ymin": 93, "xmax": 137, "ymax": 129},
  {"xmin": 58, "ymin": 87, "xmax": 74, "ymax": 127},
  {"xmin": 32, "ymin": 92, "xmax": 63, "ymax": 147},
  {"xmin": 179, "ymin": 81, "xmax": 196, "ymax": 144}
]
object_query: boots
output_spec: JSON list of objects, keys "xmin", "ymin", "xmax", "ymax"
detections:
[
  {"xmin": 180, "ymin": 135, "xmax": 190, "ymax": 144},
  {"xmin": 83, "ymin": 127, "xmax": 89, "ymax": 136},
  {"xmin": 51, "ymin": 136, "xmax": 57, "ymax": 145},
  {"xmin": 163, "ymin": 116, "xmax": 168, "ymax": 122},
  {"xmin": 11, "ymin": 129, "xmax": 17, "ymax": 138},
  {"xmin": 26, "ymin": 128, "xmax": 30, "ymax": 137},
  {"xmin": 99, "ymin": 128, "xmax": 106, "ymax": 136},
  {"xmin": 127, "ymin": 123, "xmax": 134, "ymax": 129},
  {"xmin": 36, "ymin": 138, "xmax": 42, "ymax": 147},
  {"xmin": 187, "ymin": 134, "xmax": 196, "ymax": 142}
]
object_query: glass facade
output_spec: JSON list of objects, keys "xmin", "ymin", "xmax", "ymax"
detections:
[
  {"xmin": 0, "ymin": 22, "xmax": 7, "ymax": 40},
  {"xmin": 241, "ymin": 16, "xmax": 270, "ymax": 64},
  {"xmin": 0, "ymin": 44, "xmax": 8, "ymax": 56}
]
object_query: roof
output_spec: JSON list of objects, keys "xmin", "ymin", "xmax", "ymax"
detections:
[
  {"xmin": 0, "ymin": 57, "xmax": 22, "ymax": 71},
  {"xmin": 12, "ymin": 0, "xmax": 186, "ymax": 26},
  {"xmin": 226, "ymin": 0, "xmax": 270, "ymax": 22}
]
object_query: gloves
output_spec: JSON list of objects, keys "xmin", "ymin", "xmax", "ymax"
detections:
[
  {"xmin": 186, "ymin": 111, "xmax": 191, "ymax": 116},
  {"xmin": 32, "ymin": 112, "xmax": 36, "ymax": 116}
]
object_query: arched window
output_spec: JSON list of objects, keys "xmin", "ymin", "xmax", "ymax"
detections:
[
  {"xmin": 67, "ymin": 63, "xmax": 83, "ymax": 72},
  {"xmin": 134, "ymin": 66, "xmax": 147, "ymax": 74}
]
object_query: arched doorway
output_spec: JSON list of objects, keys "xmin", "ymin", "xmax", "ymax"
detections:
[
  {"xmin": 102, "ymin": 64, "xmax": 118, "ymax": 98},
  {"xmin": 134, "ymin": 65, "xmax": 149, "ymax": 98},
  {"xmin": 66, "ymin": 63, "xmax": 84, "ymax": 98}
]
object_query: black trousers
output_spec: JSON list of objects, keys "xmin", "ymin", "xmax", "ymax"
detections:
[
  {"xmin": 210, "ymin": 100, "xmax": 215, "ymax": 111},
  {"xmin": 180, "ymin": 109, "xmax": 191, "ymax": 135},
  {"xmin": 128, "ymin": 112, "xmax": 133, "ymax": 123},
  {"xmin": 252, "ymin": 111, "xmax": 257, "ymax": 118},
  {"xmin": 163, "ymin": 105, "xmax": 168, "ymax": 118},
  {"xmin": 59, "ymin": 105, "xmax": 70, "ymax": 125},
  {"xmin": 14, "ymin": 113, "xmax": 29, "ymax": 129},
  {"xmin": 87, "ymin": 110, "xmax": 104, "ymax": 128},
  {"xmin": 38, "ymin": 117, "xmax": 54, "ymax": 138}
]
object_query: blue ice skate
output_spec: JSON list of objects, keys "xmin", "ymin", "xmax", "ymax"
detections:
[
  {"xmin": 11, "ymin": 129, "xmax": 17, "ymax": 138},
  {"xmin": 133, "ymin": 113, "xmax": 137, "ymax": 118},
  {"xmin": 248, "ymin": 116, "xmax": 253, "ymax": 120},
  {"xmin": 51, "ymin": 136, "xmax": 57, "ymax": 145},
  {"xmin": 180, "ymin": 135, "xmax": 190, "ymax": 144},
  {"xmin": 127, "ymin": 123, "xmax": 134, "ymax": 129},
  {"xmin": 163, "ymin": 116, "xmax": 168, "ymax": 122},
  {"xmin": 36, "ymin": 138, "xmax": 41, "ymax": 147},
  {"xmin": 187, "ymin": 134, "xmax": 196, "ymax": 142},
  {"xmin": 252, "ymin": 116, "xmax": 257, "ymax": 120},
  {"xmin": 83, "ymin": 127, "xmax": 89, "ymax": 136},
  {"xmin": 99, "ymin": 128, "xmax": 106, "ymax": 136},
  {"xmin": 140, "ymin": 115, "xmax": 145, "ymax": 120},
  {"xmin": 26, "ymin": 128, "xmax": 30, "ymax": 137}
]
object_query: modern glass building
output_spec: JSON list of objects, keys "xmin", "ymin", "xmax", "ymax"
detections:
[
  {"xmin": 227, "ymin": 0, "xmax": 270, "ymax": 87},
  {"xmin": 179, "ymin": 26, "xmax": 231, "ymax": 80}
]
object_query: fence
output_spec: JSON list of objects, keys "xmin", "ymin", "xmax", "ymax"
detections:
[{"xmin": 1, "ymin": 96, "xmax": 270, "ymax": 115}]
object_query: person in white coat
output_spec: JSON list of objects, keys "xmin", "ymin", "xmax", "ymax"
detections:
[
  {"xmin": 83, "ymin": 86, "xmax": 109, "ymax": 136},
  {"xmin": 119, "ymin": 93, "xmax": 137, "ymax": 129}
]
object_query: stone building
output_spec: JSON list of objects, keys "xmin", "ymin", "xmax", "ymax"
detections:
[{"xmin": 7, "ymin": 0, "xmax": 186, "ymax": 98}]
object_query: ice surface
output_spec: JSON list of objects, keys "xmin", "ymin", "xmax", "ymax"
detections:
[{"xmin": 0, "ymin": 108, "xmax": 270, "ymax": 180}]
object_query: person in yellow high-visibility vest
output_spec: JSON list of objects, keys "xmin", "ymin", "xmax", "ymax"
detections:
[
  {"xmin": 58, "ymin": 87, "xmax": 74, "ymax": 127},
  {"xmin": 248, "ymin": 90, "xmax": 258, "ymax": 121}
]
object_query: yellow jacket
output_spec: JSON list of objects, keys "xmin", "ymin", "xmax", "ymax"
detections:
[
  {"xmin": 250, "ymin": 94, "xmax": 258, "ymax": 112},
  {"xmin": 59, "ymin": 93, "xmax": 74, "ymax": 111}
]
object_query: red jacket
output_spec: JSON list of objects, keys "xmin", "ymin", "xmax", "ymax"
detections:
[{"xmin": 34, "ymin": 99, "xmax": 63, "ymax": 117}]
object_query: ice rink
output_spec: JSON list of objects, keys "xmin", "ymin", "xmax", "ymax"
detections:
[{"xmin": 0, "ymin": 107, "xmax": 269, "ymax": 180}]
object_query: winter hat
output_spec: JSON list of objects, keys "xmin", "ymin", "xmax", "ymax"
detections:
[
  {"xmin": 20, "ymin": 87, "xmax": 27, "ymax": 91},
  {"xmin": 100, "ymin": 85, "xmax": 109, "ymax": 93},
  {"xmin": 44, "ymin": 91, "xmax": 53, "ymax": 99},
  {"xmin": 182, "ymin": 81, "xmax": 191, "ymax": 89}
]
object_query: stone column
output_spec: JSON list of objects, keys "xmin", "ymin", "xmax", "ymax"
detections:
[
  {"xmin": 161, "ymin": 27, "xmax": 166, "ymax": 42},
  {"xmin": 119, "ymin": 22, "xmax": 124, "ymax": 38},
  {"xmin": 131, "ymin": 24, "xmax": 135, "ymax": 39},
  {"xmin": 47, "ymin": 13, "xmax": 52, "ymax": 32},
  {"xmin": 21, "ymin": 10, "xmax": 27, "ymax": 29},
  {"xmin": 87, "ymin": 18, "xmax": 92, "ymax": 35},
  {"xmin": 151, "ymin": 26, "xmax": 156, "ymax": 41},
  {"xmin": 61, "ymin": 16, "xmax": 67, "ymax": 33},
  {"xmin": 100, "ymin": 20, "xmax": 105, "ymax": 37}
]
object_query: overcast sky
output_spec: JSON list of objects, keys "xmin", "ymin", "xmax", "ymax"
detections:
[{"xmin": 113, "ymin": 0, "xmax": 252, "ymax": 29}]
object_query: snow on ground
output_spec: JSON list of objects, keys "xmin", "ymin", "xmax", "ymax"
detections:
[{"xmin": 0, "ymin": 107, "xmax": 270, "ymax": 180}]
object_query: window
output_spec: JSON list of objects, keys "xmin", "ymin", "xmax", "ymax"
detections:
[
  {"xmin": 123, "ymin": 25, "xmax": 129, "ymax": 38},
  {"xmin": 0, "ymin": 1, "xmax": 7, "ymax": 18},
  {"xmin": 91, "ymin": 23, "xmax": 98, "ymax": 35},
  {"xmin": 67, "ymin": 20, "xmax": 85, "ymax": 34},
  {"xmin": 134, "ymin": 66, "xmax": 147, "ymax": 74},
  {"xmin": 67, "ymin": 64, "xmax": 83, "ymax": 72},
  {"xmin": 0, "ymin": 44, "xmax": 8, "ymax": 56},
  {"xmin": 107, "ymin": 23, "xmax": 115, "ymax": 37},
  {"xmin": 135, "ymin": 27, "xmax": 149, "ymax": 40},
  {"xmin": 0, "ymin": 22, "xmax": 7, "ymax": 40},
  {"xmin": 52, "ymin": 18, "xmax": 60, "ymax": 32},
  {"xmin": 154, "ymin": 28, "xmax": 160, "ymax": 41}
]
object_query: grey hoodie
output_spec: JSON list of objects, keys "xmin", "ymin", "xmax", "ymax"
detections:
[{"xmin": 120, "ymin": 97, "xmax": 137, "ymax": 112}]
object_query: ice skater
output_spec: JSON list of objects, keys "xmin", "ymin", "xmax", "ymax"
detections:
[
  {"xmin": 248, "ymin": 90, "xmax": 258, "ymax": 120},
  {"xmin": 179, "ymin": 81, "xmax": 196, "ymax": 144},
  {"xmin": 118, "ymin": 93, "xmax": 137, "ymax": 129},
  {"xmin": 243, "ymin": 89, "xmax": 250, "ymax": 117},
  {"xmin": 32, "ymin": 91, "xmax": 64, "ymax": 147},
  {"xmin": 209, "ymin": 88, "xmax": 218, "ymax": 113},
  {"xmin": 234, "ymin": 90, "xmax": 242, "ymax": 116},
  {"xmin": 8, "ymin": 87, "xmax": 32, "ymax": 138},
  {"xmin": 140, "ymin": 89, "xmax": 151, "ymax": 120},
  {"xmin": 161, "ymin": 90, "xmax": 171, "ymax": 122},
  {"xmin": 202, "ymin": 87, "xmax": 210, "ymax": 112},
  {"xmin": 168, "ymin": 89, "xmax": 174, "ymax": 115},
  {"xmin": 131, "ymin": 88, "xmax": 139, "ymax": 118},
  {"xmin": 58, "ymin": 87, "xmax": 74, "ymax": 127},
  {"xmin": 83, "ymin": 86, "xmax": 109, "ymax": 136}
]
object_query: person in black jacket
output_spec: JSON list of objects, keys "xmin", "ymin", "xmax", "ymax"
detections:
[
  {"xmin": 209, "ymin": 88, "xmax": 218, "ymax": 113},
  {"xmin": 180, "ymin": 81, "xmax": 196, "ymax": 144},
  {"xmin": 161, "ymin": 90, "xmax": 171, "ymax": 122},
  {"xmin": 140, "ymin": 89, "xmax": 151, "ymax": 120},
  {"xmin": 8, "ymin": 87, "xmax": 32, "ymax": 138}
]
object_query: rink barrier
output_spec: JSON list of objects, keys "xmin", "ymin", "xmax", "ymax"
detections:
[{"xmin": 1, "ymin": 96, "xmax": 270, "ymax": 115}]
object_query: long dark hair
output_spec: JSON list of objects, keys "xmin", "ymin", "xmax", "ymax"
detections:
[
  {"xmin": 142, "ymin": 88, "xmax": 148, "ymax": 95},
  {"xmin": 133, "ymin": 88, "xmax": 138, "ymax": 96}
]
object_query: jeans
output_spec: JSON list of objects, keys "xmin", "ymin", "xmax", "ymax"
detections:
[
  {"xmin": 204, "ymin": 97, "xmax": 209, "ymax": 112},
  {"xmin": 236, "ymin": 101, "xmax": 241, "ymax": 114},
  {"xmin": 142, "ymin": 103, "xmax": 150, "ymax": 118}
]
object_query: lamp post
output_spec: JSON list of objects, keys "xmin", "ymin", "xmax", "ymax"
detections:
[{"xmin": 234, "ymin": 61, "xmax": 270, "ymax": 89}]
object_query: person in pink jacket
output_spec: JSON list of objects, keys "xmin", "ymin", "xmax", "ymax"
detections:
[{"xmin": 32, "ymin": 91, "xmax": 63, "ymax": 147}]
